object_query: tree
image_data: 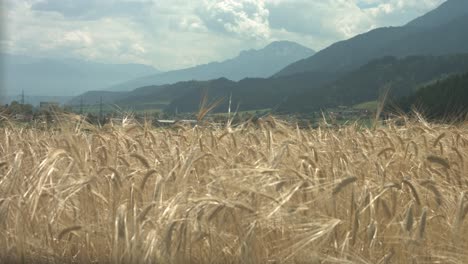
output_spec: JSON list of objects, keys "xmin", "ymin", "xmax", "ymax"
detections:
[{"xmin": 7, "ymin": 101, "xmax": 33, "ymax": 115}]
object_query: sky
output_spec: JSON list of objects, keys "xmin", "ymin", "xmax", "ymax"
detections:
[{"xmin": 0, "ymin": 0, "xmax": 445, "ymax": 71}]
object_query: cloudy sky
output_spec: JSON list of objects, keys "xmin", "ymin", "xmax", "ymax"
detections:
[{"xmin": 1, "ymin": 0, "xmax": 445, "ymax": 71}]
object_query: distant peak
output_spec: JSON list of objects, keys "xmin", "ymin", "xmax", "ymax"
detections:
[
  {"xmin": 267, "ymin": 40, "xmax": 297, "ymax": 46},
  {"xmin": 265, "ymin": 40, "xmax": 309, "ymax": 49},
  {"xmin": 213, "ymin": 77, "xmax": 231, "ymax": 82},
  {"xmin": 237, "ymin": 41, "xmax": 314, "ymax": 58}
]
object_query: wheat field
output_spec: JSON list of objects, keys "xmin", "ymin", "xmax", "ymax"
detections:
[{"xmin": 0, "ymin": 115, "xmax": 467, "ymax": 264}]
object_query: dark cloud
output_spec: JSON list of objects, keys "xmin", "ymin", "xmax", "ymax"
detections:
[
  {"xmin": 267, "ymin": 3, "xmax": 331, "ymax": 37},
  {"xmin": 32, "ymin": 0, "xmax": 153, "ymax": 20}
]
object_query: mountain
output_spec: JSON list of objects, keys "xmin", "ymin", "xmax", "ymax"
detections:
[
  {"xmin": 78, "ymin": 51, "xmax": 468, "ymax": 115},
  {"xmin": 70, "ymin": 0, "xmax": 468, "ymax": 115},
  {"xmin": 165, "ymin": 72, "xmax": 337, "ymax": 113},
  {"xmin": 406, "ymin": 0, "xmax": 468, "ymax": 28},
  {"xmin": 101, "ymin": 54, "xmax": 465, "ymax": 114},
  {"xmin": 278, "ymin": 54, "xmax": 468, "ymax": 112},
  {"xmin": 2, "ymin": 54, "xmax": 160, "ymax": 97},
  {"xmin": 397, "ymin": 71, "xmax": 468, "ymax": 120},
  {"xmin": 106, "ymin": 41, "xmax": 315, "ymax": 91},
  {"xmin": 275, "ymin": 0, "xmax": 468, "ymax": 77},
  {"xmin": 71, "ymin": 80, "xmax": 212, "ymax": 110},
  {"xmin": 110, "ymin": 71, "xmax": 337, "ymax": 113},
  {"xmin": 162, "ymin": 54, "xmax": 468, "ymax": 114},
  {"xmin": 68, "ymin": 91, "xmax": 127, "ymax": 105},
  {"xmin": 73, "ymin": 70, "xmax": 336, "ymax": 113}
]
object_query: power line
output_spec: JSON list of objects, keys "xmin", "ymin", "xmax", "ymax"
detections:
[{"xmin": 99, "ymin": 96, "xmax": 103, "ymax": 124}]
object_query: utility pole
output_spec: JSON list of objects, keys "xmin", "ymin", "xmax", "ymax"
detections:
[
  {"xmin": 99, "ymin": 96, "xmax": 103, "ymax": 124},
  {"xmin": 228, "ymin": 92, "xmax": 232, "ymax": 119},
  {"xmin": 80, "ymin": 97, "xmax": 83, "ymax": 115},
  {"xmin": 21, "ymin": 90, "xmax": 25, "ymax": 105}
]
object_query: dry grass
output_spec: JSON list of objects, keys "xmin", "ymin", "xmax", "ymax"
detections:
[{"xmin": 0, "ymin": 115, "xmax": 467, "ymax": 263}]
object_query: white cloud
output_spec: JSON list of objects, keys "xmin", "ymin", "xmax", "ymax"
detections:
[
  {"xmin": 199, "ymin": 0, "xmax": 270, "ymax": 39},
  {"xmin": 30, "ymin": 0, "xmax": 154, "ymax": 20},
  {"xmin": 3, "ymin": 3, "xmax": 150, "ymax": 64},
  {"xmin": 364, "ymin": 0, "xmax": 443, "ymax": 23},
  {"xmin": 1, "ymin": 0, "xmax": 446, "ymax": 70},
  {"xmin": 62, "ymin": 30, "xmax": 94, "ymax": 47}
]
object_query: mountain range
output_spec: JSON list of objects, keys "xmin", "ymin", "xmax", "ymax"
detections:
[
  {"xmin": 76, "ymin": 0, "xmax": 468, "ymax": 115},
  {"xmin": 105, "ymin": 41, "xmax": 315, "ymax": 92},
  {"xmin": 163, "ymin": 54, "xmax": 468, "ymax": 113},
  {"xmin": 277, "ymin": 54, "xmax": 468, "ymax": 113},
  {"xmin": 2, "ymin": 54, "xmax": 160, "ymax": 97},
  {"xmin": 24, "ymin": 0, "xmax": 468, "ymax": 118},
  {"xmin": 75, "ymin": 51, "xmax": 468, "ymax": 115},
  {"xmin": 275, "ymin": 0, "xmax": 468, "ymax": 77}
]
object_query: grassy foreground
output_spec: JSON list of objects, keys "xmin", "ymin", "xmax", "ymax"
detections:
[{"xmin": 0, "ymin": 116, "xmax": 467, "ymax": 263}]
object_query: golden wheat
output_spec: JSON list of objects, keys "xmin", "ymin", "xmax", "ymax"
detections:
[{"xmin": 0, "ymin": 116, "xmax": 467, "ymax": 263}]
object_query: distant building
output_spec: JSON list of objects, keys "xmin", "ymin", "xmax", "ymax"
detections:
[
  {"xmin": 13, "ymin": 114, "xmax": 33, "ymax": 122},
  {"xmin": 154, "ymin": 119, "xmax": 198, "ymax": 127},
  {"xmin": 178, "ymin": 120, "xmax": 198, "ymax": 125},
  {"xmin": 154, "ymin": 119, "xmax": 177, "ymax": 126},
  {"xmin": 39, "ymin": 102, "xmax": 60, "ymax": 112}
]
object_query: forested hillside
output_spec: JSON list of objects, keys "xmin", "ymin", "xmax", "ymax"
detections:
[
  {"xmin": 278, "ymin": 54, "xmax": 468, "ymax": 112},
  {"xmin": 398, "ymin": 71, "xmax": 468, "ymax": 120},
  {"xmin": 165, "ymin": 54, "xmax": 468, "ymax": 113},
  {"xmin": 275, "ymin": 0, "xmax": 468, "ymax": 77}
]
